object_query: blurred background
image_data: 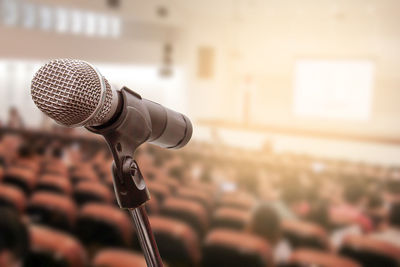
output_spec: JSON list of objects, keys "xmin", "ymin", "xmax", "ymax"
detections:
[{"xmin": 0, "ymin": 0, "xmax": 399, "ymax": 266}]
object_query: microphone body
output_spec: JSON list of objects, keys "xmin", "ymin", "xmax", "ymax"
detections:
[
  {"xmin": 31, "ymin": 59, "xmax": 192, "ymax": 150},
  {"xmin": 88, "ymin": 86, "xmax": 192, "ymax": 150}
]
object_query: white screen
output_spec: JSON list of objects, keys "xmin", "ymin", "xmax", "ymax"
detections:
[{"xmin": 294, "ymin": 60, "xmax": 374, "ymax": 121}]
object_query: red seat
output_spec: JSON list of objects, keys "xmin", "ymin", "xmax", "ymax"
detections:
[
  {"xmin": 156, "ymin": 177, "xmax": 179, "ymax": 192},
  {"xmin": 14, "ymin": 157, "xmax": 41, "ymax": 173},
  {"xmin": 188, "ymin": 181, "xmax": 216, "ymax": 196},
  {"xmin": 70, "ymin": 167, "xmax": 98, "ymax": 184},
  {"xmin": 28, "ymin": 225, "xmax": 88, "ymax": 267},
  {"xmin": 36, "ymin": 174, "xmax": 72, "ymax": 195},
  {"xmin": 93, "ymin": 249, "xmax": 147, "ymax": 267},
  {"xmin": 73, "ymin": 181, "xmax": 113, "ymax": 206},
  {"xmin": 282, "ymin": 220, "xmax": 330, "ymax": 250},
  {"xmin": 42, "ymin": 161, "xmax": 69, "ymax": 177},
  {"xmin": 289, "ymin": 249, "xmax": 360, "ymax": 267},
  {"xmin": 202, "ymin": 229, "xmax": 272, "ymax": 267},
  {"xmin": 161, "ymin": 197, "xmax": 208, "ymax": 237},
  {"xmin": 339, "ymin": 235, "xmax": 400, "ymax": 267},
  {"xmin": 76, "ymin": 203, "xmax": 133, "ymax": 249},
  {"xmin": 147, "ymin": 181, "xmax": 170, "ymax": 203},
  {"xmin": 27, "ymin": 192, "xmax": 77, "ymax": 231},
  {"xmin": 176, "ymin": 187, "xmax": 213, "ymax": 211},
  {"xmin": 219, "ymin": 192, "xmax": 256, "ymax": 210},
  {"xmin": 149, "ymin": 215, "xmax": 200, "ymax": 266},
  {"xmin": 4, "ymin": 167, "xmax": 37, "ymax": 194},
  {"xmin": 0, "ymin": 184, "xmax": 26, "ymax": 213},
  {"xmin": 146, "ymin": 197, "xmax": 159, "ymax": 214},
  {"xmin": 212, "ymin": 207, "xmax": 251, "ymax": 230}
]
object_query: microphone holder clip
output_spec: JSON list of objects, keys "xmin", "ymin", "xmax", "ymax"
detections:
[{"xmin": 87, "ymin": 87, "xmax": 163, "ymax": 267}]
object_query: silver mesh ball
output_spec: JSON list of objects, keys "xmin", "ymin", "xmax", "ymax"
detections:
[{"xmin": 31, "ymin": 59, "xmax": 113, "ymax": 127}]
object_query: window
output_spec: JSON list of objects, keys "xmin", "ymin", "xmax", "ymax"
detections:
[
  {"xmin": 2, "ymin": 0, "xmax": 18, "ymax": 26},
  {"xmin": 22, "ymin": 2, "xmax": 35, "ymax": 28},
  {"xmin": 55, "ymin": 7, "xmax": 69, "ymax": 33},
  {"xmin": 84, "ymin": 11, "xmax": 97, "ymax": 36},
  {"xmin": 294, "ymin": 60, "xmax": 374, "ymax": 121},
  {"xmin": 110, "ymin": 16, "xmax": 121, "ymax": 38},
  {"xmin": 71, "ymin": 9, "xmax": 83, "ymax": 34},
  {"xmin": 97, "ymin": 14, "xmax": 109, "ymax": 37},
  {"xmin": 38, "ymin": 5, "xmax": 52, "ymax": 31}
]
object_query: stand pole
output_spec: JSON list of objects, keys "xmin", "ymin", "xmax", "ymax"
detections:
[{"xmin": 129, "ymin": 206, "xmax": 164, "ymax": 267}]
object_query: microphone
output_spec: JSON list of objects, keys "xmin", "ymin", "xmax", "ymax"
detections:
[{"xmin": 31, "ymin": 59, "xmax": 192, "ymax": 149}]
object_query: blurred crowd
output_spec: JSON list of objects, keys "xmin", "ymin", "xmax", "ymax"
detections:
[{"xmin": 0, "ymin": 108, "xmax": 399, "ymax": 267}]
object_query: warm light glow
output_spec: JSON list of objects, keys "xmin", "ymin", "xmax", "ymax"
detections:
[{"xmin": 294, "ymin": 60, "xmax": 374, "ymax": 121}]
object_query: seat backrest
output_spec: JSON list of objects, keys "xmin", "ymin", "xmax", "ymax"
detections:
[
  {"xmin": 161, "ymin": 197, "xmax": 208, "ymax": 237},
  {"xmin": 0, "ymin": 184, "xmax": 26, "ymax": 213},
  {"xmin": 219, "ymin": 192, "xmax": 256, "ymax": 210},
  {"xmin": 70, "ymin": 167, "xmax": 98, "ymax": 184},
  {"xmin": 36, "ymin": 174, "xmax": 72, "ymax": 195},
  {"xmin": 202, "ymin": 229, "xmax": 272, "ymax": 267},
  {"xmin": 339, "ymin": 235, "xmax": 400, "ymax": 267},
  {"xmin": 76, "ymin": 203, "xmax": 133, "ymax": 249},
  {"xmin": 73, "ymin": 181, "xmax": 113, "ymax": 206},
  {"xmin": 4, "ymin": 167, "xmax": 37, "ymax": 194},
  {"xmin": 177, "ymin": 187, "xmax": 213, "ymax": 211},
  {"xmin": 27, "ymin": 192, "xmax": 77, "ymax": 232},
  {"xmin": 42, "ymin": 159, "xmax": 68, "ymax": 177},
  {"xmin": 288, "ymin": 249, "xmax": 360, "ymax": 267},
  {"xmin": 14, "ymin": 157, "xmax": 41, "ymax": 172},
  {"xmin": 150, "ymin": 215, "xmax": 200, "ymax": 267},
  {"xmin": 26, "ymin": 225, "xmax": 88, "ymax": 267},
  {"xmin": 212, "ymin": 207, "xmax": 251, "ymax": 230},
  {"xmin": 147, "ymin": 181, "xmax": 171, "ymax": 203},
  {"xmin": 145, "ymin": 197, "xmax": 160, "ymax": 214},
  {"xmin": 92, "ymin": 249, "xmax": 147, "ymax": 267},
  {"xmin": 282, "ymin": 220, "xmax": 330, "ymax": 250}
]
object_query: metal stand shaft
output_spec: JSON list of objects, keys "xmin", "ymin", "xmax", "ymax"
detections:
[{"xmin": 129, "ymin": 206, "xmax": 164, "ymax": 267}]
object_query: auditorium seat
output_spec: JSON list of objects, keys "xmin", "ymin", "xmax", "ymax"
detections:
[
  {"xmin": 14, "ymin": 157, "xmax": 41, "ymax": 173},
  {"xmin": 219, "ymin": 192, "xmax": 256, "ymax": 210},
  {"xmin": 282, "ymin": 220, "xmax": 330, "ymax": 250},
  {"xmin": 149, "ymin": 215, "xmax": 201, "ymax": 267},
  {"xmin": 70, "ymin": 167, "xmax": 98, "ymax": 184},
  {"xmin": 188, "ymin": 181, "xmax": 217, "ymax": 196},
  {"xmin": 0, "ymin": 184, "xmax": 26, "ymax": 213},
  {"xmin": 3, "ymin": 167, "xmax": 37, "ymax": 194},
  {"xmin": 0, "ymin": 145, "xmax": 14, "ymax": 167},
  {"xmin": 156, "ymin": 177, "xmax": 179, "ymax": 192},
  {"xmin": 36, "ymin": 174, "xmax": 72, "ymax": 195},
  {"xmin": 0, "ymin": 166, "xmax": 4, "ymax": 180},
  {"xmin": 93, "ymin": 249, "xmax": 147, "ymax": 267},
  {"xmin": 42, "ymin": 161, "xmax": 69, "ymax": 177},
  {"xmin": 27, "ymin": 192, "xmax": 77, "ymax": 232},
  {"xmin": 160, "ymin": 197, "xmax": 208, "ymax": 237},
  {"xmin": 76, "ymin": 203, "xmax": 133, "ymax": 249},
  {"xmin": 339, "ymin": 235, "xmax": 400, "ymax": 267},
  {"xmin": 211, "ymin": 207, "xmax": 250, "ymax": 230},
  {"xmin": 26, "ymin": 225, "xmax": 88, "ymax": 267},
  {"xmin": 176, "ymin": 187, "xmax": 213, "ymax": 211},
  {"xmin": 147, "ymin": 181, "xmax": 171, "ymax": 203},
  {"xmin": 202, "ymin": 229, "xmax": 272, "ymax": 267},
  {"xmin": 288, "ymin": 249, "xmax": 361, "ymax": 267},
  {"xmin": 73, "ymin": 181, "xmax": 113, "ymax": 206},
  {"xmin": 146, "ymin": 197, "xmax": 160, "ymax": 214}
]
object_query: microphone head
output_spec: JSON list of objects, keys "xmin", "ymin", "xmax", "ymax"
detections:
[{"xmin": 31, "ymin": 59, "xmax": 114, "ymax": 127}]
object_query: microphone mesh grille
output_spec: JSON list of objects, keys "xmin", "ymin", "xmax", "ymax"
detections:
[{"xmin": 31, "ymin": 59, "xmax": 113, "ymax": 126}]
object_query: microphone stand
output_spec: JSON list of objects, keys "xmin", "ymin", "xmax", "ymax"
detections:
[{"xmin": 87, "ymin": 88, "xmax": 164, "ymax": 267}]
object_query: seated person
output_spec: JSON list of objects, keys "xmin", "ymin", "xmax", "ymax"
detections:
[
  {"xmin": 0, "ymin": 207, "xmax": 29, "ymax": 267},
  {"xmin": 249, "ymin": 202, "xmax": 292, "ymax": 265},
  {"xmin": 369, "ymin": 201, "xmax": 400, "ymax": 248}
]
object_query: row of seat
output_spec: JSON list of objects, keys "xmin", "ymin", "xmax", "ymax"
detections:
[
  {"xmin": 26, "ymin": 220, "xmax": 400, "ymax": 267},
  {"xmin": 0, "ymin": 137, "xmax": 399, "ymax": 267}
]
